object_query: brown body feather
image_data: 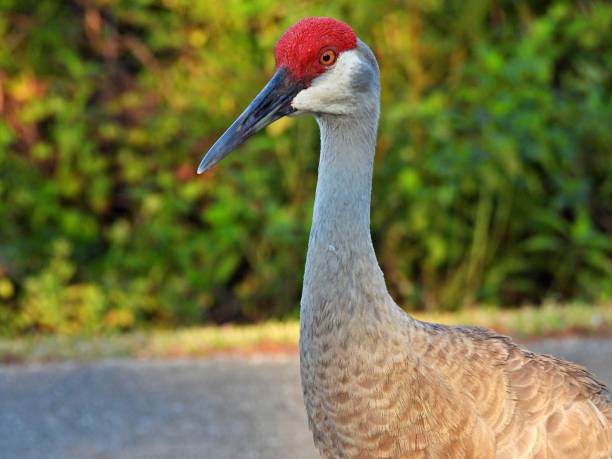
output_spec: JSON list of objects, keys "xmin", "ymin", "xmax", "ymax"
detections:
[{"xmin": 301, "ymin": 310, "xmax": 612, "ymax": 459}]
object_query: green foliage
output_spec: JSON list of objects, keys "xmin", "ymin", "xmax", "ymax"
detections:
[{"xmin": 0, "ymin": 0, "xmax": 611, "ymax": 334}]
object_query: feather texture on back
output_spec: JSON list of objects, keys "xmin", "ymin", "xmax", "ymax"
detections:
[{"xmin": 300, "ymin": 306, "xmax": 612, "ymax": 458}]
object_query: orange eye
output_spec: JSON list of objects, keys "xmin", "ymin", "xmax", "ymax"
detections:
[{"xmin": 319, "ymin": 49, "xmax": 337, "ymax": 66}]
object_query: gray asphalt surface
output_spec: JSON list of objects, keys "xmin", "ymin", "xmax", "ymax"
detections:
[{"xmin": 0, "ymin": 337, "xmax": 610, "ymax": 459}]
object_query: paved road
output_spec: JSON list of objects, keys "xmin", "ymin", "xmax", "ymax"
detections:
[{"xmin": 0, "ymin": 338, "xmax": 610, "ymax": 459}]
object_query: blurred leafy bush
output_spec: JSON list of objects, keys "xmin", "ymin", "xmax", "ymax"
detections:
[{"xmin": 0, "ymin": 0, "xmax": 610, "ymax": 334}]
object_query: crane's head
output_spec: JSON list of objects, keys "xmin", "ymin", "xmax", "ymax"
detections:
[{"xmin": 197, "ymin": 17, "xmax": 379, "ymax": 173}]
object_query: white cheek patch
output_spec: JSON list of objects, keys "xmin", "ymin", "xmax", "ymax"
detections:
[{"xmin": 292, "ymin": 50, "xmax": 362, "ymax": 114}]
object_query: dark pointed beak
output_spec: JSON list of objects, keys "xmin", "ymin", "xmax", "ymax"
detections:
[{"xmin": 197, "ymin": 67, "xmax": 304, "ymax": 174}]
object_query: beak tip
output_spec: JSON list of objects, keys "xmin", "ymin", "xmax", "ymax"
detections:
[{"xmin": 196, "ymin": 156, "xmax": 212, "ymax": 174}]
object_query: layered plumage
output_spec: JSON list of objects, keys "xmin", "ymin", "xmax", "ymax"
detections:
[
  {"xmin": 198, "ymin": 17, "xmax": 612, "ymax": 459},
  {"xmin": 301, "ymin": 309, "xmax": 612, "ymax": 458}
]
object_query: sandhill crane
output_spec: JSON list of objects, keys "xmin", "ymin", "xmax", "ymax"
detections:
[{"xmin": 197, "ymin": 17, "xmax": 612, "ymax": 459}]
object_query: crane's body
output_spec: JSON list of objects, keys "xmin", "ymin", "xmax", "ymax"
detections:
[{"xmin": 198, "ymin": 17, "xmax": 612, "ymax": 459}]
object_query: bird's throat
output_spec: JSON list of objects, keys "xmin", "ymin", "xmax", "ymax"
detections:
[
  {"xmin": 311, "ymin": 115, "xmax": 376, "ymax": 246},
  {"xmin": 301, "ymin": 114, "xmax": 389, "ymax": 321}
]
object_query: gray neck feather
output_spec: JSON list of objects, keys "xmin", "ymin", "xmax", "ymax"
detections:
[
  {"xmin": 301, "ymin": 109, "xmax": 391, "ymax": 325},
  {"xmin": 311, "ymin": 114, "xmax": 376, "ymax": 250}
]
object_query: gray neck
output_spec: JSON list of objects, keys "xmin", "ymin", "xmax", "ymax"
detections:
[
  {"xmin": 310, "ymin": 115, "xmax": 377, "ymax": 253},
  {"xmin": 301, "ymin": 113, "xmax": 390, "ymax": 320}
]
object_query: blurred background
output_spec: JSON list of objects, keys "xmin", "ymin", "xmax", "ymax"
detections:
[
  {"xmin": 0, "ymin": 0, "xmax": 611, "ymax": 337},
  {"xmin": 1, "ymin": 2, "xmax": 611, "ymax": 458}
]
